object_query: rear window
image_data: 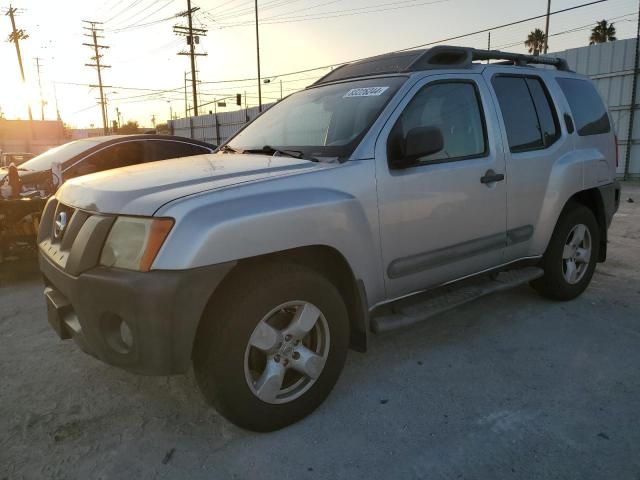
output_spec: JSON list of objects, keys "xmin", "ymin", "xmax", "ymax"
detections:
[{"xmin": 556, "ymin": 78, "xmax": 610, "ymax": 136}]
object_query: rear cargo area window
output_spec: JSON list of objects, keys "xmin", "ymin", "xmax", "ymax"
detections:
[
  {"xmin": 557, "ymin": 78, "xmax": 611, "ymax": 136},
  {"xmin": 491, "ymin": 76, "xmax": 559, "ymax": 152}
]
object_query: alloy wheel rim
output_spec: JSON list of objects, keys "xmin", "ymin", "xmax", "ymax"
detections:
[
  {"xmin": 244, "ymin": 301, "xmax": 330, "ymax": 404},
  {"xmin": 562, "ymin": 223, "xmax": 592, "ymax": 285}
]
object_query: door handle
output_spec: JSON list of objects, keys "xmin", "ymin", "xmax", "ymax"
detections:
[{"xmin": 480, "ymin": 170, "xmax": 505, "ymax": 184}]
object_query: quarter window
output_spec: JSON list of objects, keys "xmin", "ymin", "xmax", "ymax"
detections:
[
  {"xmin": 556, "ymin": 78, "xmax": 611, "ymax": 136},
  {"xmin": 492, "ymin": 76, "xmax": 559, "ymax": 152},
  {"xmin": 388, "ymin": 82, "xmax": 487, "ymax": 165}
]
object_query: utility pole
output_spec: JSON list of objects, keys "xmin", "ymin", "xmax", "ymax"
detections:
[
  {"xmin": 6, "ymin": 5, "xmax": 32, "ymax": 120},
  {"xmin": 174, "ymin": 1, "xmax": 207, "ymax": 117},
  {"xmin": 244, "ymin": 90, "xmax": 248, "ymax": 121},
  {"xmin": 487, "ymin": 31, "xmax": 491, "ymax": 64},
  {"xmin": 82, "ymin": 20, "xmax": 111, "ymax": 135},
  {"xmin": 623, "ymin": 0, "xmax": 640, "ymax": 180},
  {"xmin": 53, "ymin": 83, "xmax": 61, "ymax": 121},
  {"xmin": 34, "ymin": 57, "xmax": 46, "ymax": 120},
  {"xmin": 543, "ymin": 0, "xmax": 551, "ymax": 54},
  {"xmin": 255, "ymin": 0, "xmax": 262, "ymax": 112},
  {"xmin": 184, "ymin": 71, "xmax": 188, "ymax": 117}
]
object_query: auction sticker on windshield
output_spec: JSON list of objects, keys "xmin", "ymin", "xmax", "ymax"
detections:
[{"xmin": 344, "ymin": 87, "xmax": 389, "ymax": 98}]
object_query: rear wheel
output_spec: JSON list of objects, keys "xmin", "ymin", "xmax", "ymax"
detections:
[
  {"xmin": 193, "ymin": 262, "xmax": 349, "ymax": 431},
  {"xmin": 531, "ymin": 203, "xmax": 600, "ymax": 301}
]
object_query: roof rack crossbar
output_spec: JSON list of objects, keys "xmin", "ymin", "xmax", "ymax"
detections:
[{"xmin": 468, "ymin": 48, "xmax": 570, "ymax": 71}]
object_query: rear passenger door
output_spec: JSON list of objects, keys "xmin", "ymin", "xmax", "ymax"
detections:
[
  {"xmin": 376, "ymin": 75, "xmax": 508, "ymax": 299},
  {"xmin": 486, "ymin": 71, "xmax": 572, "ymax": 262}
]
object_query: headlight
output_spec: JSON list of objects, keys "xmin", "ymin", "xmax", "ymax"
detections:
[{"xmin": 100, "ymin": 217, "xmax": 174, "ymax": 272}]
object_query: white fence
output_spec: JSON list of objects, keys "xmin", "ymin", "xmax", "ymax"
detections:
[
  {"xmin": 553, "ymin": 38, "xmax": 639, "ymax": 178},
  {"xmin": 168, "ymin": 103, "xmax": 275, "ymax": 146}
]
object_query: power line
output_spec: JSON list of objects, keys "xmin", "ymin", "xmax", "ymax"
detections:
[
  {"xmin": 212, "ymin": 0, "xmax": 306, "ymax": 22},
  {"xmin": 215, "ymin": 0, "xmax": 450, "ymax": 27},
  {"xmin": 65, "ymin": 0, "xmax": 615, "ymax": 118},
  {"xmin": 108, "ymin": 0, "xmax": 175, "ymax": 30},
  {"xmin": 104, "ymin": 0, "xmax": 147, "ymax": 23},
  {"xmin": 108, "ymin": 13, "xmax": 178, "ymax": 32},
  {"xmin": 189, "ymin": 0, "xmax": 608, "ymax": 91},
  {"xmin": 493, "ymin": 12, "xmax": 638, "ymax": 50}
]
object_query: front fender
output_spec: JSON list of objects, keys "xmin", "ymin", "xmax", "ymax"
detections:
[{"xmin": 153, "ymin": 185, "xmax": 385, "ymax": 304}]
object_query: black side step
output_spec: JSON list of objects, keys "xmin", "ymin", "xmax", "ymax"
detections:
[{"xmin": 371, "ymin": 267, "xmax": 544, "ymax": 333}]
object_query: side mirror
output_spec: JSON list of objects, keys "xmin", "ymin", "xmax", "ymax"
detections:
[{"xmin": 404, "ymin": 126, "xmax": 444, "ymax": 164}]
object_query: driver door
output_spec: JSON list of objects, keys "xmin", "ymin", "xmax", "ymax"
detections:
[{"xmin": 375, "ymin": 74, "xmax": 508, "ymax": 299}]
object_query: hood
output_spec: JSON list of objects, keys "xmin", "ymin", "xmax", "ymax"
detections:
[{"xmin": 56, "ymin": 153, "xmax": 327, "ymax": 215}]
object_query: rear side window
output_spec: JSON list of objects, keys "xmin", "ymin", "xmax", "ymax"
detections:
[
  {"xmin": 526, "ymin": 78, "xmax": 559, "ymax": 145},
  {"xmin": 492, "ymin": 76, "xmax": 559, "ymax": 152},
  {"xmin": 64, "ymin": 141, "xmax": 146, "ymax": 178},
  {"xmin": 556, "ymin": 78, "xmax": 611, "ymax": 136}
]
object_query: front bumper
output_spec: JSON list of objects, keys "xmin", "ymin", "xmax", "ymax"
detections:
[{"xmin": 40, "ymin": 251, "xmax": 234, "ymax": 375}]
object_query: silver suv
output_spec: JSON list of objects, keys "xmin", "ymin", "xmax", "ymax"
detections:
[{"xmin": 38, "ymin": 46, "xmax": 620, "ymax": 431}]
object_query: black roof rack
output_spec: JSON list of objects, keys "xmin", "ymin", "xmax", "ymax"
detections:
[{"xmin": 312, "ymin": 45, "xmax": 571, "ymax": 85}]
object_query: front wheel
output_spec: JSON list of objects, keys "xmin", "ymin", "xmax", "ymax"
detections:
[
  {"xmin": 193, "ymin": 262, "xmax": 349, "ymax": 431},
  {"xmin": 531, "ymin": 203, "xmax": 600, "ymax": 301}
]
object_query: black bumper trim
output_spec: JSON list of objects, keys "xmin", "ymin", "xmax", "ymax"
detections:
[{"xmin": 40, "ymin": 252, "xmax": 236, "ymax": 375}]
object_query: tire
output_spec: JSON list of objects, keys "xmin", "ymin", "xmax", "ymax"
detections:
[
  {"xmin": 193, "ymin": 262, "xmax": 349, "ymax": 431},
  {"xmin": 531, "ymin": 203, "xmax": 600, "ymax": 301}
]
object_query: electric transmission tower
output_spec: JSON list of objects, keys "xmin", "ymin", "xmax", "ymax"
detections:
[{"xmin": 82, "ymin": 20, "xmax": 111, "ymax": 134}]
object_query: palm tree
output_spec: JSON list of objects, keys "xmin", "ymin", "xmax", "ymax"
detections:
[
  {"xmin": 525, "ymin": 28, "xmax": 546, "ymax": 56},
  {"xmin": 589, "ymin": 20, "xmax": 617, "ymax": 45}
]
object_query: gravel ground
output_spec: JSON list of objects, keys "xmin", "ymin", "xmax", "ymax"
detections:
[{"xmin": 1, "ymin": 183, "xmax": 639, "ymax": 480}]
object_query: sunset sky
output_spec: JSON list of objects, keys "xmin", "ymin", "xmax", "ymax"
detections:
[{"xmin": 0, "ymin": 0, "xmax": 638, "ymax": 128}]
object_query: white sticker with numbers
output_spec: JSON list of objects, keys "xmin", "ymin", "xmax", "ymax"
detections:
[{"xmin": 343, "ymin": 86, "xmax": 389, "ymax": 98}]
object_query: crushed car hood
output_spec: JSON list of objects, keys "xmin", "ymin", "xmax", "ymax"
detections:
[{"xmin": 56, "ymin": 154, "xmax": 327, "ymax": 215}]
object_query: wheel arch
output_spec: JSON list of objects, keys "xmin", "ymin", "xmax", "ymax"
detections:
[
  {"xmin": 195, "ymin": 245, "xmax": 370, "ymax": 355},
  {"xmin": 565, "ymin": 188, "xmax": 608, "ymax": 262}
]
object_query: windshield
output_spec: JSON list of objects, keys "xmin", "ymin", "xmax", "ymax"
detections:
[
  {"xmin": 20, "ymin": 139, "xmax": 102, "ymax": 171},
  {"xmin": 228, "ymin": 76, "xmax": 406, "ymax": 159}
]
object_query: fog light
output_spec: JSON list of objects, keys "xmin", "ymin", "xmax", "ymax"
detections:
[
  {"xmin": 101, "ymin": 312, "xmax": 134, "ymax": 354},
  {"xmin": 120, "ymin": 320, "xmax": 134, "ymax": 349}
]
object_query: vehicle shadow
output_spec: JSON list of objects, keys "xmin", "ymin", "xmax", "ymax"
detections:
[{"xmin": 0, "ymin": 255, "xmax": 41, "ymax": 287}]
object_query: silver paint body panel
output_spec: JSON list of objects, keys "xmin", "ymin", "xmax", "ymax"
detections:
[{"xmin": 54, "ymin": 64, "xmax": 617, "ymax": 309}]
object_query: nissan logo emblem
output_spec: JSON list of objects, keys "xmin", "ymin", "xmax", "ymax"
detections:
[{"xmin": 54, "ymin": 211, "xmax": 68, "ymax": 239}]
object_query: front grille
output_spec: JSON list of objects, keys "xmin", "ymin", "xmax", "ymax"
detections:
[
  {"xmin": 39, "ymin": 199, "xmax": 91, "ymax": 270},
  {"xmin": 52, "ymin": 202, "xmax": 76, "ymax": 243}
]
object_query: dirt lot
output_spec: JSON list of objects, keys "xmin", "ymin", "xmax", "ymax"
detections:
[{"xmin": 1, "ymin": 183, "xmax": 639, "ymax": 480}]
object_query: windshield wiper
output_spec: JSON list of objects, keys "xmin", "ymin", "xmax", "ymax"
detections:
[
  {"xmin": 218, "ymin": 144, "xmax": 242, "ymax": 154},
  {"xmin": 244, "ymin": 145, "xmax": 319, "ymax": 162}
]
